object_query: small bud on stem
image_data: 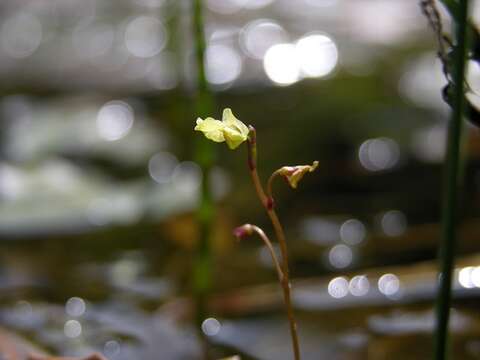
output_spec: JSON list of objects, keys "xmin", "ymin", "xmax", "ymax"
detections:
[
  {"xmin": 233, "ymin": 224, "xmax": 254, "ymax": 239},
  {"xmin": 267, "ymin": 161, "xmax": 319, "ymax": 200}
]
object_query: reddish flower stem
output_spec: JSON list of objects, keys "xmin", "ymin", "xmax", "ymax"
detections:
[{"xmin": 246, "ymin": 126, "xmax": 301, "ymax": 360}]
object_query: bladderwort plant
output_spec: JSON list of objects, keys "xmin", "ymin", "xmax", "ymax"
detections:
[{"xmin": 195, "ymin": 108, "xmax": 318, "ymax": 360}]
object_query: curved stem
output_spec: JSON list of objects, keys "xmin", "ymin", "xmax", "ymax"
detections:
[
  {"xmin": 239, "ymin": 225, "xmax": 284, "ymax": 283},
  {"xmin": 267, "ymin": 169, "xmax": 282, "ymax": 203},
  {"xmin": 246, "ymin": 128, "xmax": 301, "ymax": 360}
]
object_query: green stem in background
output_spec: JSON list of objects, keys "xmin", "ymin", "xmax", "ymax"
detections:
[
  {"xmin": 247, "ymin": 127, "xmax": 301, "ymax": 360},
  {"xmin": 191, "ymin": 0, "xmax": 215, "ymax": 339},
  {"xmin": 434, "ymin": 1, "xmax": 469, "ymax": 359}
]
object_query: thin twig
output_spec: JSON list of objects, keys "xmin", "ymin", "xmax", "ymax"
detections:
[{"xmin": 267, "ymin": 169, "xmax": 282, "ymax": 205}]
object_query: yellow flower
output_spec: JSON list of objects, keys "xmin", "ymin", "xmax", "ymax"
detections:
[
  {"xmin": 194, "ymin": 108, "xmax": 249, "ymax": 149},
  {"xmin": 278, "ymin": 161, "xmax": 319, "ymax": 189}
]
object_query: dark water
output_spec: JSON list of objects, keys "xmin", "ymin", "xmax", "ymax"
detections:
[{"xmin": 2, "ymin": 230, "xmax": 480, "ymax": 360}]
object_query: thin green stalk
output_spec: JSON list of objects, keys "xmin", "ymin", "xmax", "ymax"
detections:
[
  {"xmin": 434, "ymin": 1, "xmax": 469, "ymax": 359},
  {"xmin": 191, "ymin": 0, "xmax": 215, "ymax": 334}
]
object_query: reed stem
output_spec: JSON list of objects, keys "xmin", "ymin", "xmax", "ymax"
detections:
[
  {"xmin": 191, "ymin": 0, "xmax": 215, "ymax": 343},
  {"xmin": 434, "ymin": 1, "xmax": 469, "ymax": 359}
]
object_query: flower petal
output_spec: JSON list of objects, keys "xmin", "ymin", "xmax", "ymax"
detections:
[
  {"xmin": 222, "ymin": 108, "xmax": 249, "ymax": 137},
  {"xmin": 195, "ymin": 117, "xmax": 223, "ymax": 131},
  {"xmin": 223, "ymin": 127, "xmax": 247, "ymax": 149},
  {"xmin": 222, "ymin": 108, "xmax": 238, "ymax": 125},
  {"xmin": 194, "ymin": 117, "xmax": 226, "ymax": 143}
]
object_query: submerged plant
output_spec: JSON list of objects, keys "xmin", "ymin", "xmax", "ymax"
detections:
[{"xmin": 195, "ymin": 108, "xmax": 318, "ymax": 360}]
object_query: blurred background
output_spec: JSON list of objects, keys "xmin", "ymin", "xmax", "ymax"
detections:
[{"xmin": 1, "ymin": 0, "xmax": 480, "ymax": 359}]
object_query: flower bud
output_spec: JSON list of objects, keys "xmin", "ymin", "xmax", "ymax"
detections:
[
  {"xmin": 233, "ymin": 224, "xmax": 254, "ymax": 239},
  {"xmin": 278, "ymin": 161, "xmax": 319, "ymax": 189}
]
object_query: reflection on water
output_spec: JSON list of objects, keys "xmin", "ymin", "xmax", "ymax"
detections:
[
  {"xmin": 5, "ymin": 236, "xmax": 480, "ymax": 359},
  {"xmin": 0, "ymin": 262, "xmax": 200, "ymax": 359}
]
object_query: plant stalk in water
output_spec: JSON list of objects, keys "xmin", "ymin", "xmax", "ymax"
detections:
[{"xmin": 434, "ymin": 0, "xmax": 470, "ymax": 359}]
